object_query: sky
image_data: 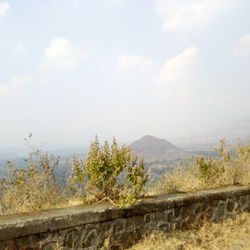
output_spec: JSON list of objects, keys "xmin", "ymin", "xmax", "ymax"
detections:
[{"xmin": 0, "ymin": 0, "xmax": 250, "ymax": 148}]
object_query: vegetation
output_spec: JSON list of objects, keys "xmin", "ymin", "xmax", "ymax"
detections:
[
  {"xmin": 0, "ymin": 148, "xmax": 66, "ymax": 214},
  {"xmin": 0, "ymin": 136, "xmax": 148, "ymax": 214},
  {"xmin": 0, "ymin": 137, "xmax": 249, "ymax": 214},
  {"xmin": 130, "ymin": 212, "xmax": 250, "ymax": 250},
  {"xmin": 152, "ymin": 139, "xmax": 250, "ymax": 195},
  {"xmin": 69, "ymin": 136, "xmax": 148, "ymax": 208}
]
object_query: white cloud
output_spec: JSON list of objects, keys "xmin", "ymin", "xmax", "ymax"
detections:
[
  {"xmin": 0, "ymin": 1, "xmax": 9, "ymax": 18},
  {"xmin": 155, "ymin": 0, "xmax": 237, "ymax": 31},
  {"xmin": 156, "ymin": 47, "xmax": 198, "ymax": 84},
  {"xmin": 115, "ymin": 55, "xmax": 154, "ymax": 73},
  {"xmin": 43, "ymin": 37, "xmax": 85, "ymax": 68},
  {"xmin": 11, "ymin": 45, "xmax": 26, "ymax": 55},
  {"xmin": 156, "ymin": 47, "xmax": 198, "ymax": 97},
  {"xmin": 0, "ymin": 75, "xmax": 33, "ymax": 96},
  {"xmin": 232, "ymin": 34, "xmax": 250, "ymax": 56}
]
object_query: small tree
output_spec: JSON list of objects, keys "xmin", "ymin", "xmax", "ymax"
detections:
[{"xmin": 70, "ymin": 136, "xmax": 148, "ymax": 208}]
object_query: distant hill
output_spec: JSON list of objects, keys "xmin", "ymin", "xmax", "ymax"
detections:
[{"xmin": 130, "ymin": 135, "xmax": 187, "ymax": 163}]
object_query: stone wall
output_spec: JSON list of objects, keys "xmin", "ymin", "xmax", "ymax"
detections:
[{"xmin": 0, "ymin": 185, "xmax": 249, "ymax": 250}]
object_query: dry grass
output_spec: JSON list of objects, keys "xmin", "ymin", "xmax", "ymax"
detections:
[
  {"xmin": 0, "ymin": 149, "xmax": 68, "ymax": 215},
  {"xmin": 130, "ymin": 213, "xmax": 250, "ymax": 250},
  {"xmin": 151, "ymin": 140, "xmax": 250, "ymax": 195},
  {"xmin": 149, "ymin": 166, "xmax": 204, "ymax": 194},
  {"xmin": 0, "ymin": 184, "xmax": 67, "ymax": 215}
]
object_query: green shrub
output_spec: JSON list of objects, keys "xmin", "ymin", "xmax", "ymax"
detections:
[{"xmin": 70, "ymin": 136, "xmax": 148, "ymax": 208}]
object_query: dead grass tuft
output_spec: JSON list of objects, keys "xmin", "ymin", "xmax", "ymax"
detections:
[{"xmin": 130, "ymin": 212, "xmax": 250, "ymax": 250}]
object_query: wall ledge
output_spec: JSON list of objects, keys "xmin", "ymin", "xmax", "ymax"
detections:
[{"xmin": 0, "ymin": 185, "xmax": 249, "ymax": 242}]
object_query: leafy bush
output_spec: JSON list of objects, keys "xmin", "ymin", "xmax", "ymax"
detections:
[{"xmin": 70, "ymin": 136, "xmax": 148, "ymax": 208}]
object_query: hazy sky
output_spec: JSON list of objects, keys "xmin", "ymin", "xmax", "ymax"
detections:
[{"xmin": 0, "ymin": 0, "xmax": 250, "ymax": 148}]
